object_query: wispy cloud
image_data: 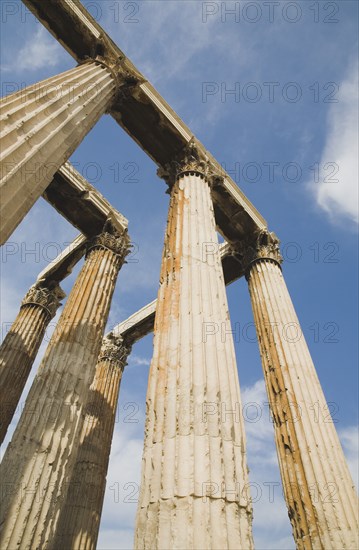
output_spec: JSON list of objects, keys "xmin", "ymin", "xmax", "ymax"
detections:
[
  {"xmin": 105, "ymin": 3, "xmax": 221, "ymax": 83},
  {"xmin": 241, "ymin": 379, "xmax": 294, "ymax": 548},
  {"xmin": 339, "ymin": 425, "xmax": 359, "ymax": 490},
  {"xmin": 97, "ymin": 377, "xmax": 295, "ymax": 549},
  {"xmin": 128, "ymin": 355, "xmax": 151, "ymax": 367},
  {"xmin": 8, "ymin": 27, "xmax": 65, "ymax": 72},
  {"xmin": 102, "ymin": 0, "xmax": 252, "ymax": 129},
  {"xmin": 310, "ymin": 59, "xmax": 358, "ymax": 226}
]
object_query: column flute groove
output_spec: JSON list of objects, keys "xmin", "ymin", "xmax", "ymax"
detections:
[
  {"xmin": 241, "ymin": 230, "xmax": 358, "ymax": 549},
  {"xmin": 50, "ymin": 334, "xmax": 133, "ymax": 550},
  {"xmin": 135, "ymin": 143, "xmax": 254, "ymax": 550},
  {"xmin": 0, "ymin": 225, "xmax": 130, "ymax": 549},
  {"xmin": 0, "ymin": 281, "xmax": 64, "ymax": 443},
  {"xmin": 0, "ymin": 60, "xmax": 120, "ymax": 244},
  {"xmin": 255, "ymin": 259, "xmax": 355, "ymax": 521}
]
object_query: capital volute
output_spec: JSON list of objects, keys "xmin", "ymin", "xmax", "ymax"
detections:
[
  {"xmin": 99, "ymin": 333, "xmax": 132, "ymax": 368},
  {"xmin": 236, "ymin": 229, "xmax": 283, "ymax": 279},
  {"xmin": 21, "ymin": 281, "xmax": 65, "ymax": 319},
  {"xmin": 86, "ymin": 221, "xmax": 131, "ymax": 261},
  {"xmin": 158, "ymin": 141, "xmax": 219, "ymax": 189}
]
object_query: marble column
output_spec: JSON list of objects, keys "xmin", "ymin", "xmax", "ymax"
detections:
[
  {"xmin": 135, "ymin": 144, "xmax": 254, "ymax": 550},
  {"xmin": 0, "ymin": 59, "xmax": 118, "ymax": 244},
  {"xmin": 52, "ymin": 334, "xmax": 132, "ymax": 549},
  {"xmin": 244, "ymin": 229, "xmax": 358, "ymax": 549},
  {"xmin": 0, "ymin": 280, "xmax": 64, "ymax": 444},
  {"xmin": 0, "ymin": 226, "xmax": 130, "ymax": 549}
]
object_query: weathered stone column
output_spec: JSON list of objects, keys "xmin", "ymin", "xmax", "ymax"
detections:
[
  {"xmin": 0, "ymin": 280, "xmax": 64, "ymax": 444},
  {"xmin": 0, "ymin": 225, "xmax": 130, "ymax": 549},
  {"xmin": 51, "ymin": 334, "xmax": 132, "ymax": 549},
  {"xmin": 0, "ymin": 59, "xmax": 118, "ymax": 244},
  {"xmin": 135, "ymin": 144, "xmax": 253, "ymax": 550},
  {"xmin": 243, "ymin": 229, "xmax": 358, "ymax": 549}
]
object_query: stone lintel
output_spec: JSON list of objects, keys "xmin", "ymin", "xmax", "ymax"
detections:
[
  {"xmin": 23, "ymin": 0, "xmax": 267, "ymax": 243},
  {"xmin": 36, "ymin": 233, "xmax": 87, "ymax": 284},
  {"xmin": 112, "ymin": 300, "xmax": 157, "ymax": 345},
  {"xmin": 43, "ymin": 162, "xmax": 128, "ymax": 238}
]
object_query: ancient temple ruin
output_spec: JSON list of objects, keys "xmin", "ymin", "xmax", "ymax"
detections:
[{"xmin": 0, "ymin": 1, "xmax": 358, "ymax": 549}]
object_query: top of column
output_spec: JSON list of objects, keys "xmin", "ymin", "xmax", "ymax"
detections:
[
  {"xmin": 99, "ymin": 333, "xmax": 132, "ymax": 367},
  {"xmin": 157, "ymin": 140, "xmax": 222, "ymax": 189},
  {"xmin": 79, "ymin": 55, "xmax": 142, "ymax": 106},
  {"xmin": 21, "ymin": 280, "xmax": 66, "ymax": 319},
  {"xmin": 86, "ymin": 219, "xmax": 131, "ymax": 262},
  {"xmin": 22, "ymin": 0, "xmax": 268, "ymax": 246},
  {"xmin": 235, "ymin": 229, "xmax": 283, "ymax": 279}
]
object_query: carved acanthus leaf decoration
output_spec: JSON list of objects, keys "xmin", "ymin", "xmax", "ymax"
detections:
[
  {"xmin": 86, "ymin": 221, "xmax": 131, "ymax": 260},
  {"xmin": 21, "ymin": 282, "xmax": 65, "ymax": 319},
  {"xmin": 236, "ymin": 229, "xmax": 283, "ymax": 276},
  {"xmin": 157, "ymin": 141, "xmax": 220, "ymax": 188},
  {"xmin": 99, "ymin": 334, "xmax": 132, "ymax": 366}
]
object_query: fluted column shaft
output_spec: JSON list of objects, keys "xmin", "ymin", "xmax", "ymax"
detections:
[
  {"xmin": 0, "ymin": 229, "xmax": 129, "ymax": 549},
  {"xmin": 52, "ymin": 335, "xmax": 132, "ymax": 550},
  {"xmin": 135, "ymin": 146, "xmax": 253, "ymax": 550},
  {"xmin": 245, "ymin": 231, "xmax": 358, "ymax": 549},
  {"xmin": 0, "ymin": 60, "xmax": 118, "ymax": 244},
  {"xmin": 0, "ymin": 282, "xmax": 64, "ymax": 444}
]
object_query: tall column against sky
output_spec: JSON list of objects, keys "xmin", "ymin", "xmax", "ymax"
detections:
[
  {"xmin": 0, "ymin": 224, "xmax": 130, "ymax": 549},
  {"xmin": 51, "ymin": 334, "xmax": 132, "ymax": 550},
  {"xmin": 135, "ymin": 143, "xmax": 254, "ymax": 550},
  {"xmin": 0, "ymin": 60, "xmax": 118, "ymax": 244},
  {"xmin": 243, "ymin": 229, "xmax": 358, "ymax": 549},
  {"xmin": 0, "ymin": 280, "xmax": 64, "ymax": 444}
]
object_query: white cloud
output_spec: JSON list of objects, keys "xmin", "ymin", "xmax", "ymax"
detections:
[
  {"xmin": 339, "ymin": 425, "xmax": 359, "ymax": 491},
  {"xmin": 312, "ymin": 60, "xmax": 359, "ymax": 225},
  {"xmin": 96, "ymin": 378, "xmax": 294, "ymax": 549},
  {"xmin": 105, "ymin": 3, "xmax": 216, "ymax": 83},
  {"xmin": 241, "ymin": 379, "xmax": 294, "ymax": 548},
  {"xmin": 97, "ymin": 528, "xmax": 134, "ymax": 550},
  {"xmin": 128, "ymin": 355, "xmax": 151, "ymax": 367},
  {"xmin": 13, "ymin": 27, "xmax": 64, "ymax": 72},
  {"xmin": 101, "ymin": 434, "xmax": 143, "ymax": 526},
  {"xmin": 241, "ymin": 381, "xmax": 359, "ymax": 548}
]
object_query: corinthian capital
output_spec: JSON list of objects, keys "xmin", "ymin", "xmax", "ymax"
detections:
[
  {"xmin": 86, "ymin": 221, "xmax": 131, "ymax": 261},
  {"xmin": 21, "ymin": 282, "xmax": 66, "ymax": 319},
  {"xmin": 99, "ymin": 334, "xmax": 132, "ymax": 367},
  {"xmin": 81, "ymin": 55, "xmax": 143, "ymax": 110},
  {"xmin": 158, "ymin": 141, "xmax": 218, "ymax": 188},
  {"xmin": 237, "ymin": 229, "xmax": 283, "ymax": 277},
  {"xmin": 81, "ymin": 55, "xmax": 142, "ymax": 96}
]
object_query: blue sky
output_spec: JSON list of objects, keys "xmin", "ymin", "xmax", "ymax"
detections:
[{"xmin": 0, "ymin": 1, "xmax": 358, "ymax": 548}]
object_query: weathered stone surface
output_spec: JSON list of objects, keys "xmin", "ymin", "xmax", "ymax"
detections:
[
  {"xmin": 50, "ymin": 334, "xmax": 132, "ymax": 550},
  {"xmin": 0, "ymin": 227, "xmax": 130, "ymax": 549},
  {"xmin": 0, "ymin": 1, "xmax": 355, "ymax": 547},
  {"xmin": 22, "ymin": 0, "xmax": 267, "ymax": 244},
  {"xmin": 36, "ymin": 233, "xmax": 88, "ymax": 283},
  {"xmin": 0, "ymin": 281, "xmax": 64, "ymax": 444},
  {"xmin": 111, "ymin": 242, "xmax": 244, "ymax": 346},
  {"xmin": 44, "ymin": 162, "xmax": 128, "ymax": 238},
  {"xmin": 246, "ymin": 236, "xmax": 359, "ymax": 549},
  {"xmin": 135, "ymin": 152, "xmax": 253, "ymax": 549},
  {"xmin": 0, "ymin": 60, "xmax": 117, "ymax": 244}
]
